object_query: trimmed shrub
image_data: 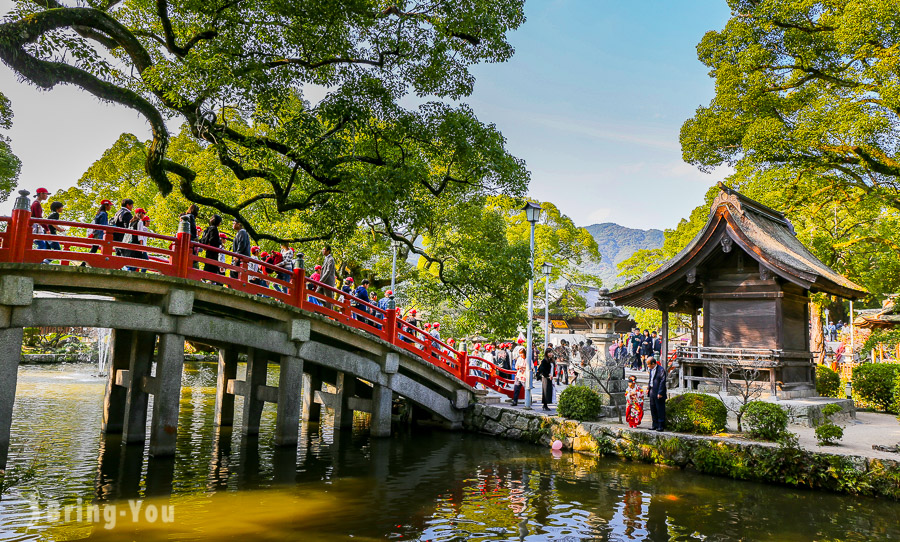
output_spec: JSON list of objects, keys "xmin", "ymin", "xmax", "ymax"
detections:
[
  {"xmin": 852, "ymin": 363, "xmax": 900, "ymax": 412},
  {"xmin": 815, "ymin": 404, "xmax": 845, "ymax": 445},
  {"xmin": 895, "ymin": 374, "xmax": 900, "ymax": 418},
  {"xmin": 815, "ymin": 365, "xmax": 842, "ymax": 398},
  {"xmin": 556, "ymin": 385, "xmax": 603, "ymax": 421},
  {"xmin": 742, "ymin": 401, "xmax": 788, "ymax": 441},
  {"xmin": 667, "ymin": 393, "xmax": 727, "ymax": 434}
]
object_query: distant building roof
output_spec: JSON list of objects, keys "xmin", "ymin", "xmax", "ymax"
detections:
[{"xmin": 611, "ymin": 182, "xmax": 867, "ymax": 310}]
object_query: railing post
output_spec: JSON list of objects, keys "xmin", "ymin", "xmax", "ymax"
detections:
[
  {"xmin": 456, "ymin": 350, "xmax": 468, "ymax": 383},
  {"xmin": 8, "ymin": 190, "xmax": 31, "ymax": 263},
  {"xmin": 292, "ymin": 253, "xmax": 305, "ymax": 309},
  {"xmin": 173, "ymin": 216, "xmax": 192, "ymax": 278},
  {"xmin": 384, "ymin": 295, "xmax": 397, "ymax": 344}
]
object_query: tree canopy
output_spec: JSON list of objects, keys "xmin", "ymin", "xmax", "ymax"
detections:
[
  {"xmin": 54, "ymin": 132, "xmax": 601, "ymax": 338},
  {"xmin": 681, "ymin": 0, "xmax": 900, "ymax": 214},
  {"xmin": 0, "ymin": 0, "xmax": 528, "ymax": 249},
  {"xmin": 0, "ymin": 91, "xmax": 21, "ymax": 201}
]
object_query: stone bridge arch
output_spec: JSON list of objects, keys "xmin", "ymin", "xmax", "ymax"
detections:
[{"xmin": 0, "ymin": 264, "xmax": 474, "ymax": 468}]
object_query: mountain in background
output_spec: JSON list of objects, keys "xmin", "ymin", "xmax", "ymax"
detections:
[{"xmin": 581, "ymin": 223, "xmax": 664, "ymax": 289}]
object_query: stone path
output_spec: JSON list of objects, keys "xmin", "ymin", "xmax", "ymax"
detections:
[{"xmin": 485, "ymin": 387, "xmax": 900, "ymax": 462}]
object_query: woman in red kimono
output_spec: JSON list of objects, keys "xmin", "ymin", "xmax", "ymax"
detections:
[{"xmin": 625, "ymin": 375, "xmax": 645, "ymax": 428}]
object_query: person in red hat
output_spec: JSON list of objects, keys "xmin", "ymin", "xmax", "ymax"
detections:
[
  {"xmin": 311, "ymin": 264, "xmax": 322, "ymax": 282},
  {"xmin": 248, "ymin": 246, "xmax": 264, "ymax": 287},
  {"xmin": 31, "ymin": 188, "xmax": 51, "ymax": 251},
  {"xmin": 429, "ymin": 322, "xmax": 441, "ymax": 348}
]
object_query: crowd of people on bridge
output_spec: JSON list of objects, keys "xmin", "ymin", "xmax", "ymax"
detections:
[{"xmin": 24, "ymin": 191, "xmax": 671, "ymax": 415}]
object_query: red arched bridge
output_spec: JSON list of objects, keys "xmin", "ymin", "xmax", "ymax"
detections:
[{"xmin": 0, "ymin": 191, "xmax": 516, "ymax": 469}]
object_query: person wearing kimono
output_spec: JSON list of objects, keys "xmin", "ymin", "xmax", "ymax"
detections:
[{"xmin": 625, "ymin": 375, "xmax": 645, "ymax": 428}]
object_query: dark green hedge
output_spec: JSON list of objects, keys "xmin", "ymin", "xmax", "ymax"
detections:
[{"xmin": 667, "ymin": 393, "xmax": 727, "ymax": 434}]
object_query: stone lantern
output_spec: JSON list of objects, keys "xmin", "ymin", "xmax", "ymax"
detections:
[{"xmin": 578, "ymin": 288, "xmax": 632, "ymax": 367}]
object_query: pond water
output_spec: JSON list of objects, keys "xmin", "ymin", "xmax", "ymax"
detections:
[{"xmin": 0, "ymin": 362, "xmax": 897, "ymax": 541}]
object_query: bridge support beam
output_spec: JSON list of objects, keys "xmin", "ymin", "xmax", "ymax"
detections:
[
  {"xmin": 274, "ymin": 355, "xmax": 304, "ymax": 446},
  {"xmin": 149, "ymin": 333, "xmax": 185, "ymax": 457},
  {"xmin": 0, "ymin": 326, "xmax": 23, "ymax": 470},
  {"xmin": 122, "ymin": 331, "xmax": 157, "ymax": 443},
  {"xmin": 370, "ymin": 384, "xmax": 393, "ymax": 438},
  {"xmin": 302, "ymin": 372, "xmax": 322, "ymax": 424},
  {"xmin": 241, "ymin": 348, "xmax": 268, "ymax": 436},
  {"xmin": 334, "ymin": 372, "xmax": 357, "ymax": 430},
  {"xmin": 101, "ymin": 329, "xmax": 134, "ymax": 434},
  {"xmin": 214, "ymin": 348, "xmax": 239, "ymax": 427}
]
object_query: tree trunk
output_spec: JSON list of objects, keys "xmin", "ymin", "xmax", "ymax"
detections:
[{"xmin": 810, "ymin": 301, "xmax": 825, "ymax": 364}]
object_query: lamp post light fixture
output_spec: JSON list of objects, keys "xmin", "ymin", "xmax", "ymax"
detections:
[
  {"xmin": 523, "ymin": 201, "xmax": 542, "ymax": 409},
  {"xmin": 541, "ymin": 261, "xmax": 553, "ymax": 353},
  {"xmin": 390, "ymin": 239, "xmax": 402, "ymax": 294}
]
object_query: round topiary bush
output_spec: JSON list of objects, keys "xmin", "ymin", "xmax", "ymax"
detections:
[
  {"xmin": 815, "ymin": 365, "xmax": 842, "ymax": 398},
  {"xmin": 741, "ymin": 401, "xmax": 788, "ymax": 441},
  {"xmin": 667, "ymin": 393, "xmax": 727, "ymax": 434},
  {"xmin": 852, "ymin": 363, "xmax": 900, "ymax": 412},
  {"xmin": 556, "ymin": 385, "xmax": 603, "ymax": 421}
]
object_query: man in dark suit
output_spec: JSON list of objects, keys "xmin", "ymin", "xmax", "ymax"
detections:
[{"xmin": 647, "ymin": 357, "xmax": 667, "ymax": 431}]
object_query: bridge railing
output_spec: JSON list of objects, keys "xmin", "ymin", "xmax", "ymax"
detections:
[
  {"xmin": 0, "ymin": 207, "xmax": 533, "ymax": 397},
  {"xmin": 465, "ymin": 355, "xmax": 517, "ymax": 397}
]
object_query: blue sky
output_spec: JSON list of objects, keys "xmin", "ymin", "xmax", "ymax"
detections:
[{"xmin": 0, "ymin": 0, "xmax": 732, "ymax": 230}]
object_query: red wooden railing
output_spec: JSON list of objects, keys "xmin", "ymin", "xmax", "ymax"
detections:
[{"xmin": 0, "ymin": 206, "xmax": 520, "ymax": 397}]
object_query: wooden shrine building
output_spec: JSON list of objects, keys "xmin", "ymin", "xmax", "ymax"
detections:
[{"xmin": 610, "ymin": 183, "xmax": 867, "ymax": 398}]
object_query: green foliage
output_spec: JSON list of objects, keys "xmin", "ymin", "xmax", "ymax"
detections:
[
  {"xmin": 815, "ymin": 410, "xmax": 845, "ymax": 446},
  {"xmin": 681, "ymin": 0, "xmax": 900, "ymax": 220},
  {"xmin": 862, "ymin": 329, "xmax": 900, "ymax": 355},
  {"xmin": 894, "ymin": 375, "xmax": 900, "ymax": 419},
  {"xmin": 0, "ymin": 91, "xmax": 20, "ymax": 201},
  {"xmin": 852, "ymin": 364, "xmax": 900, "ymax": 413},
  {"xmin": 741, "ymin": 401, "xmax": 788, "ymax": 441},
  {"xmin": 667, "ymin": 393, "xmax": 728, "ymax": 434},
  {"xmin": 556, "ymin": 385, "xmax": 603, "ymax": 422},
  {"xmin": 816, "ymin": 365, "xmax": 843, "ymax": 399}
]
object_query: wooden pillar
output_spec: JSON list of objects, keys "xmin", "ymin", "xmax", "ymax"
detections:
[
  {"xmin": 691, "ymin": 308, "xmax": 699, "ymax": 347},
  {"xmin": 274, "ymin": 355, "xmax": 304, "ymax": 446},
  {"xmin": 101, "ymin": 329, "xmax": 134, "ymax": 434},
  {"xmin": 660, "ymin": 306, "xmax": 669, "ymax": 366},
  {"xmin": 334, "ymin": 372, "xmax": 357, "ymax": 430},
  {"xmin": 370, "ymin": 384, "xmax": 393, "ymax": 438},
  {"xmin": 214, "ymin": 348, "xmax": 239, "ymax": 427},
  {"xmin": 241, "ymin": 348, "xmax": 268, "ymax": 436},
  {"xmin": 0, "ymin": 326, "xmax": 23, "ymax": 470},
  {"xmin": 149, "ymin": 333, "xmax": 185, "ymax": 457},
  {"xmin": 302, "ymin": 372, "xmax": 323, "ymax": 423},
  {"xmin": 122, "ymin": 331, "xmax": 157, "ymax": 443}
]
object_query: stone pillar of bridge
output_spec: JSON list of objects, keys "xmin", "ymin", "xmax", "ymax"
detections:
[
  {"xmin": 214, "ymin": 348, "xmax": 239, "ymax": 427},
  {"xmin": 370, "ymin": 384, "xmax": 393, "ymax": 438},
  {"xmin": 334, "ymin": 372, "xmax": 357, "ymax": 430},
  {"xmin": 302, "ymin": 372, "xmax": 323, "ymax": 424},
  {"xmin": 122, "ymin": 331, "xmax": 157, "ymax": 443},
  {"xmin": 275, "ymin": 355, "xmax": 304, "ymax": 446},
  {"xmin": 0, "ymin": 275, "xmax": 33, "ymax": 470},
  {"xmin": 0, "ymin": 326, "xmax": 24, "ymax": 471},
  {"xmin": 101, "ymin": 329, "xmax": 134, "ymax": 434},
  {"xmin": 149, "ymin": 333, "xmax": 185, "ymax": 457},
  {"xmin": 241, "ymin": 348, "xmax": 268, "ymax": 436}
]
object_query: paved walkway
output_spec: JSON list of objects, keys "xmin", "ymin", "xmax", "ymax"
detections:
[{"xmin": 485, "ymin": 386, "xmax": 900, "ymax": 461}]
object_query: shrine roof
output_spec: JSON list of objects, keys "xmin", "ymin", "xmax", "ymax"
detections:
[{"xmin": 610, "ymin": 183, "xmax": 867, "ymax": 310}]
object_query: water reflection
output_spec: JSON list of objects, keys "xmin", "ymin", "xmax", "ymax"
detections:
[{"xmin": 1, "ymin": 363, "xmax": 898, "ymax": 541}]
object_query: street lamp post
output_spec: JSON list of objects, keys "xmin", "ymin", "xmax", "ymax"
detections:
[
  {"xmin": 523, "ymin": 201, "xmax": 542, "ymax": 409},
  {"xmin": 390, "ymin": 239, "xmax": 401, "ymax": 294},
  {"xmin": 542, "ymin": 262, "xmax": 553, "ymax": 353}
]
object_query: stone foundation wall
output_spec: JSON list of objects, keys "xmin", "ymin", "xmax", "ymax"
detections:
[{"xmin": 463, "ymin": 404, "xmax": 900, "ymax": 500}]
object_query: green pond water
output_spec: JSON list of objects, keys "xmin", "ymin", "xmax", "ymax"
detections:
[{"xmin": 0, "ymin": 362, "xmax": 897, "ymax": 541}]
